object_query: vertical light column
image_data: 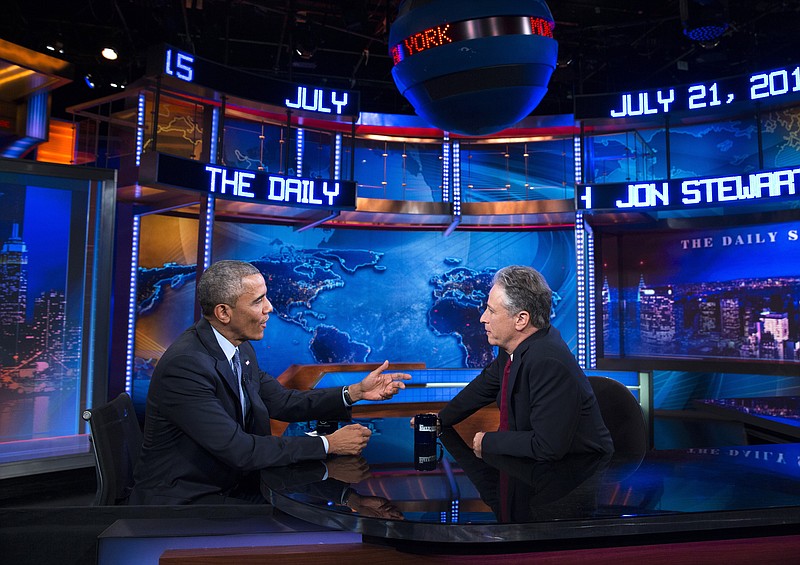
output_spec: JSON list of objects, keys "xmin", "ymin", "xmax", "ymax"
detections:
[
  {"xmin": 295, "ymin": 128, "xmax": 304, "ymax": 177},
  {"xmin": 124, "ymin": 215, "xmax": 141, "ymax": 393},
  {"xmin": 575, "ymin": 210, "xmax": 587, "ymax": 369},
  {"xmin": 135, "ymin": 93, "xmax": 145, "ymax": 166},
  {"xmin": 452, "ymin": 139, "xmax": 462, "ymax": 216},
  {"xmin": 201, "ymin": 106, "xmax": 221, "ymax": 270},
  {"xmin": 586, "ymin": 221, "xmax": 596, "ymax": 368},
  {"xmin": 573, "ymin": 134, "xmax": 593, "ymax": 368},
  {"xmin": 334, "ymin": 132, "xmax": 343, "ymax": 180},
  {"xmin": 442, "ymin": 133, "xmax": 450, "ymax": 202}
]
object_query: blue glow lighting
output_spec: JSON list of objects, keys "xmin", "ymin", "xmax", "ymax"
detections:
[
  {"xmin": 209, "ymin": 107, "xmax": 219, "ymax": 164},
  {"xmin": 203, "ymin": 195, "xmax": 214, "ymax": 270},
  {"xmin": 442, "ymin": 133, "xmax": 450, "ymax": 202},
  {"xmin": 296, "ymin": 128, "xmax": 304, "ymax": 177},
  {"xmin": 334, "ymin": 133, "xmax": 342, "ymax": 180},
  {"xmin": 684, "ymin": 24, "xmax": 728, "ymax": 42},
  {"xmin": 575, "ymin": 210, "xmax": 586, "ymax": 368},
  {"xmin": 135, "ymin": 93, "xmax": 145, "ymax": 166},
  {"xmin": 453, "ymin": 139, "xmax": 462, "ymax": 216},
  {"xmin": 125, "ymin": 215, "xmax": 141, "ymax": 393},
  {"xmin": 26, "ymin": 91, "xmax": 47, "ymax": 140},
  {"xmin": 586, "ymin": 221, "xmax": 596, "ymax": 368}
]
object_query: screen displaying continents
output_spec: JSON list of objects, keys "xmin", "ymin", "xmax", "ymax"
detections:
[{"xmin": 134, "ymin": 224, "xmax": 575, "ymax": 391}]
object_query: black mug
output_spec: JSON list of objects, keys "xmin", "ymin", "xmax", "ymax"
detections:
[
  {"xmin": 414, "ymin": 413, "xmax": 439, "ymax": 445},
  {"xmin": 316, "ymin": 420, "xmax": 338, "ymax": 435},
  {"xmin": 414, "ymin": 441, "xmax": 443, "ymax": 471},
  {"xmin": 414, "ymin": 413, "xmax": 442, "ymax": 471}
]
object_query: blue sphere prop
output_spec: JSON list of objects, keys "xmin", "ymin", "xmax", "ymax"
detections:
[{"xmin": 389, "ymin": 0, "xmax": 558, "ymax": 136}]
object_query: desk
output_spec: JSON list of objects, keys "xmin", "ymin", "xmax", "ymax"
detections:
[
  {"xmin": 695, "ymin": 397, "xmax": 800, "ymax": 444},
  {"xmin": 262, "ymin": 417, "xmax": 800, "ymax": 546}
]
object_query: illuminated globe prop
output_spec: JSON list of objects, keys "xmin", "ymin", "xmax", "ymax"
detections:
[{"xmin": 389, "ymin": 0, "xmax": 558, "ymax": 136}]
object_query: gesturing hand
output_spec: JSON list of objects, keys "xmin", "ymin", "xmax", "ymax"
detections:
[
  {"xmin": 326, "ymin": 423, "xmax": 372, "ymax": 456},
  {"xmin": 349, "ymin": 360, "xmax": 411, "ymax": 402}
]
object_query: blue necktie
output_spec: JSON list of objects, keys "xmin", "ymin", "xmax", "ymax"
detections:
[{"xmin": 233, "ymin": 349, "xmax": 250, "ymax": 421}]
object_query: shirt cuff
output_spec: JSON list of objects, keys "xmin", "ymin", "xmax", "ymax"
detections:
[{"xmin": 320, "ymin": 435, "xmax": 329, "ymax": 453}]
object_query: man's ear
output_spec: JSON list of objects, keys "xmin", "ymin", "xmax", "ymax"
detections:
[
  {"xmin": 514, "ymin": 310, "xmax": 531, "ymax": 331},
  {"xmin": 213, "ymin": 303, "xmax": 231, "ymax": 325}
]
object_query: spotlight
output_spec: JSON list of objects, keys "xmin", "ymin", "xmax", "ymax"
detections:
[
  {"xmin": 46, "ymin": 41, "xmax": 64, "ymax": 54},
  {"xmin": 84, "ymin": 74, "xmax": 95, "ymax": 88},
  {"xmin": 101, "ymin": 47, "xmax": 119, "ymax": 60}
]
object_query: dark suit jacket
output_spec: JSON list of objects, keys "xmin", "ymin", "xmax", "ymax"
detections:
[
  {"xmin": 439, "ymin": 326, "xmax": 613, "ymax": 460},
  {"xmin": 130, "ymin": 318, "xmax": 351, "ymax": 504}
]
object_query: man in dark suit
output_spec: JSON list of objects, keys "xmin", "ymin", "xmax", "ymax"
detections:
[
  {"xmin": 130, "ymin": 260, "xmax": 410, "ymax": 504},
  {"xmin": 439, "ymin": 265, "xmax": 613, "ymax": 461}
]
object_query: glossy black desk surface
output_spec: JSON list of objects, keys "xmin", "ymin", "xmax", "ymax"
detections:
[{"xmin": 262, "ymin": 417, "xmax": 800, "ymax": 544}]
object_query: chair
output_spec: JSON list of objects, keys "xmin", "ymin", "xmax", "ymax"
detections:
[
  {"xmin": 588, "ymin": 376, "xmax": 648, "ymax": 455},
  {"xmin": 82, "ymin": 392, "xmax": 143, "ymax": 505}
]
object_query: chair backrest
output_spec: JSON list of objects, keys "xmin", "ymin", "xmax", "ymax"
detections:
[
  {"xmin": 82, "ymin": 392, "xmax": 143, "ymax": 505},
  {"xmin": 588, "ymin": 376, "xmax": 649, "ymax": 455}
]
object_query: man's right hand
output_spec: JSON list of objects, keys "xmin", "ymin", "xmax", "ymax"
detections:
[{"xmin": 326, "ymin": 423, "xmax": 372, "ymax": 455}]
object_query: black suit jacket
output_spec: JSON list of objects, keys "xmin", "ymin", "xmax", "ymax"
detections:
[
  {"xmin": 130, "ymin": 318, "xmax": 351, "ymax": 504},
  {"xmin": 439, "ymin": 326, "xmax": 613, "ymax": 460}
]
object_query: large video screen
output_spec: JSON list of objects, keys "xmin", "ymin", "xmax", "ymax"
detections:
[
  {"xmin": 133, "ymin": 220, "xmax": 576, "ymax": 404},
  {"xmin": 0, "ymin": 162, "xmax": 114, "ymax": 477},
  {"xmin": 599, "ymin": 219, "xmax": 800, "ymax": 373}
]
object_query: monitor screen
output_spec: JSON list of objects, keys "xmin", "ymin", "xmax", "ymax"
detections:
[
  {"xmin": 597, "ymin": 218, "xmax": 800, "ymax": 374},
  {"xmin": 132, "ymin": 219, "xmax": 577, "ymax": 406}
]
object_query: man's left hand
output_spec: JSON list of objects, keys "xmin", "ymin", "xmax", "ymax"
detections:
[{"xmin": 349, "ymin": 360, "xmax": 411, "ymax": 402}]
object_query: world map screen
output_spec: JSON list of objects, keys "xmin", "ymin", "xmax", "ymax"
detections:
[{"xmin": 133, "ymin": 219, "xmax": 577, "ymax": 404}]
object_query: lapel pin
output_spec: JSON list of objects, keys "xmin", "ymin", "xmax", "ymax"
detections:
[{"xmin": 245, "ymin": 360, "xmax": 250, "ymax": 366}]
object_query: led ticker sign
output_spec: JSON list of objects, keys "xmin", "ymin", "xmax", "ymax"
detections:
[
  {"xmin": 158, "ymin": 46, "xmax": 360, "ymax": 116},
  {"xmin": 147, "ymin": 153, "xmax": 357, "ymax": 210},
  {"xmin": 577, "ymin": 166, "xmax": 800, "ymax": 212},
  {"xmin": 390, "ymin": 16, "xmax": 554, "ymax": 65},
  {"xmin": 574, "ymin": 64, "xmax": 800, "ymax": 120}
]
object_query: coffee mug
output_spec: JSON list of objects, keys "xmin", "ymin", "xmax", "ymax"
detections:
[
  {"xmin": 414, "ymin": 413, "xmax": 439, "ymax": 445},
  {"xmin": 414, "ymin": 441, "xmax": 444, "ymax": 471},
  {"xmin": 316, "ymin": 420, "xmax": 338, "ymax": 435}
]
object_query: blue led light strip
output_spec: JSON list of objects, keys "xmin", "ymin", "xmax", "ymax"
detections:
[
  {"xmin": 442, "ymin": 133, "xmax": 450, "ymax": 202},
  {"xmin": 125, "ymin": 215, "xmax": 141, "ymax": 393},
  {"xmin": 453, "ymin": 140, "xmax": 462, "ymax": 216},
  {"xmin": 296, "ymin": 128, "xmax": 304, "ymax": 177},
  {"xmin": 575, "ymin": 213, "xmax": 586, "ymax": 368},
  {"xmin": 586, "ymin": 221, "xmax": 596, "ymax": 368},
  {"xmin": 202, "ymin": 195, "xmax": 215, "ymax": 270},
  {"xmin": 209, "ymin": 107, "xmax": 219, "ymax": 165},
  {"xmin": 136, "ymin": 93, "xmax": 145, "ymax": 166},
  {"xmin": 334, "ymin": 133, "xmax": 342, "ymax": 180}
]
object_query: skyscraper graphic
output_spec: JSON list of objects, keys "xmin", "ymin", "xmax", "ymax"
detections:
[
  {"xmin": 0, "ymin": 224, "xmax": 28, "ymax": 357},
  {"xmin": 31, "ymin": 290, "xmax": 67, "ymax": 356}
]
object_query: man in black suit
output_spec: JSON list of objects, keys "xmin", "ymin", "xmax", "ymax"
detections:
[
  {"xmin": 439, "ymin": 265, "xmax": 612, "ymax": 461},
  {"xmin": 130, "ymin": 260, "xmax": 410, "ymax": 504}
]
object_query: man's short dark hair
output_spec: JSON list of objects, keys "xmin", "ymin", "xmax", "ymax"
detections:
[
  {"xmin": 494, "ymin": 265, "xmax": 552, "ymax": 329},
  {"xmin": 197, "ymin": 260, "xmax": 261, "ymax": 317}
]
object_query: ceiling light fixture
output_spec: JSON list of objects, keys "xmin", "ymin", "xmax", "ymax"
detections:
[{"xmin": 101, "ymin": 47, "xmax": 119, "ymax": 61}]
